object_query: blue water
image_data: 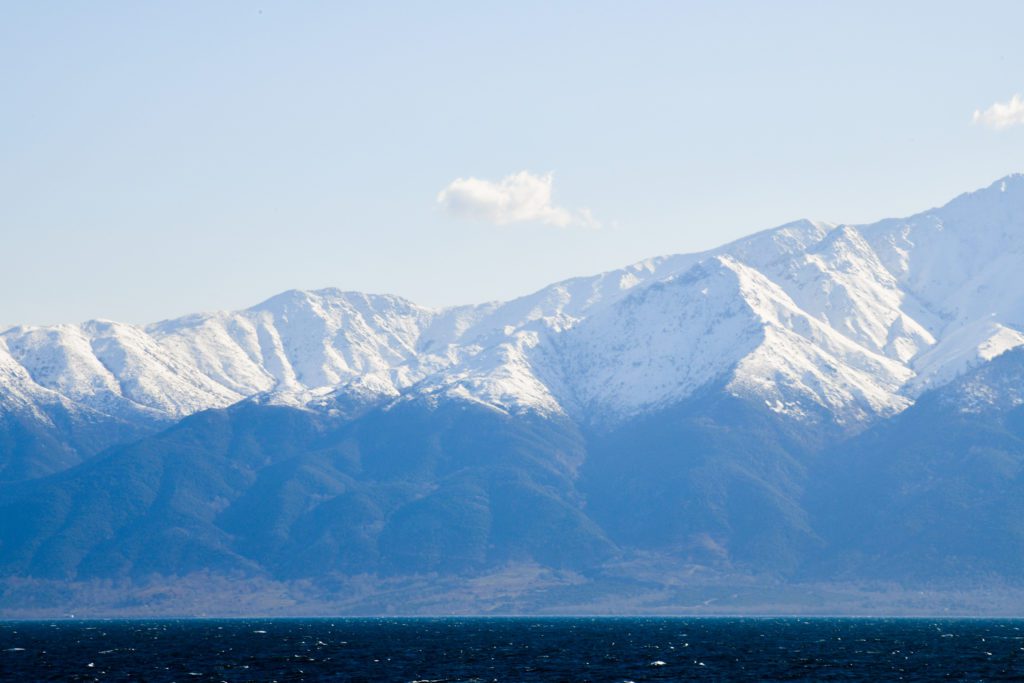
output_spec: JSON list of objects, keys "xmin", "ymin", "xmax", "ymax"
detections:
[{"xmin": 2, "ymin": 617, "xmax": 1023, "ymax": 681}]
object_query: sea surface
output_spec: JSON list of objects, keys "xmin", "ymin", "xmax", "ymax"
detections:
[{"xmin": 2, "ymin": 617, "xmax": 1023, "ymax": 681}]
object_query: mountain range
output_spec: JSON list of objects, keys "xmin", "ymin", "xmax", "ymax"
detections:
[{"xmin": 2, "ymin": 174, "xmax": 1024, "ymax": 616}]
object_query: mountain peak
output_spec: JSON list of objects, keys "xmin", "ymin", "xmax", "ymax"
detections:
[
  {"xmin": 939, "ymin": 171, "xmax": 1024, "ymax": 214},
  {"xmin": 993, "ymin": 172, "xmax": 1024, "ymax": 193}
]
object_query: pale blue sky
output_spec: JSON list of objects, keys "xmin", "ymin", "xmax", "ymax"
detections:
[{"xmin": 3, "ymin": 1, "xmax": 1023, "ymax": 326}]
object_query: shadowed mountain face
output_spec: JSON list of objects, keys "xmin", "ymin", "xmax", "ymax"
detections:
[
  {"xmin": 0, "ymin": 377, "xmax": 814, "ymax": 578},
  {"xmin": 0, "ymin": 400, "xmax": 615, "ymax": 581},
  {"xmin": 0, "ymin": 400, "xmax": 161, "ymax": 483},
  {"xmin": 579, "ymin": 388, "xmax": 830, "ymax": 575},
  {"xmin": 806, "ymin": 348, "xmax": 1024, "ymax": 582},
  {"xmin": 2, "ymin": 176, "xmax": 1024, "ymax": 613},
  {"xmin": 5, "ymin": 351, "xmax": 1024, "ymax": 593}
]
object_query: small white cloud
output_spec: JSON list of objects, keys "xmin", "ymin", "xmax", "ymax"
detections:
[
  {"xmin": 437, "ymin": 171, "xmax": 598, "ymax": 228},
  {"xmin": 972, "ymin": 94, "xmax": 1024, "ymax": 130}
]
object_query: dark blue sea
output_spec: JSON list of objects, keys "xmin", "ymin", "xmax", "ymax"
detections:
[{"xmin": 2, "ymin": 617, "xmax": 1023, "ymax": 681}]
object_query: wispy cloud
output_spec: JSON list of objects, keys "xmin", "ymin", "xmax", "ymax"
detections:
[
  {"xmin": 972, "ymin": 94, "xmax": 1024, "ymax": 130},
  {"xmin": 437, "ymin": 171, "xmax": 598, "ymax": 228}
]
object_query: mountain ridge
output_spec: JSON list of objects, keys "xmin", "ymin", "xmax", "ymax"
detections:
[
  {"xmin": 2, "ymin": 174, "xmax": 1023, "ymax": 477},
  {"xmin": 4, "ymin": 174, "xmax": 1024, "ymax": 615}
]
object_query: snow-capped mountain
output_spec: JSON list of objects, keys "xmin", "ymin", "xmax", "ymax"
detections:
[
  {"xmin": 3, "ymin": 174, "xmax": 1024, "ymax": 448},
  {"xmin": 5, "ymin": 174, "xmax": 1024, "ymax": 613}
]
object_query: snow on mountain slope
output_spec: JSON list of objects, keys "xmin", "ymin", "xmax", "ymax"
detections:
[
  {"xmin": 856, "ymin": 174, "xmax": 1024, "ymax": 391},
  {"xmin": 555, "ymin": 257, "xmax": 766, "ymax": 418},
  {"xmin": 722, "ymin": 256, "xmax": 913, "ymax": 423},
  {"xmin": 759, "ymin": 225, "xmax": 935, "ymax": 363},
  {"xmin": 0, "ymin": 335, "xmax": 148, "ymax": 480},
  {"xmin": 862, "ymin": 174, "xmax": 1024, "ymax": 320},
  {"xmin": 717, "ymin": 218, "xmax": 834, "ymax": 271},
  {"xmin": 419, "ymin": 252, "xmax": 705, "ymax": 352},
  {"xmin": 906, "ymin": 320, "xmax": 1024, "ymax": 395},
  {"xmin": 409, "ymin": 329, "xmax": 566, "ymax": 418},
  {"xmin": 936, "ymin": 347, "xmax": 1024, "ymax": 415},
  {"xmin": 0, "ymin": 340, "xmax": 56, "ymax": 416},
  {"xmin": 546, "ymin": 251, "xmax": 910, "ymax": 424},
  {"xmin": 149, "ymin": 289, "xmax": 434, "ymax": 397},
  {"xmin": 2, "ymin": 174, "xmax": 1023, "ymax": 433},
  {"xmin": 2, "ymin": 320, "xmax": 241, "ymax": 420},
  {"xmin": 1, "ymin": 325, "xmax": 126, "ymax": 414}
]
